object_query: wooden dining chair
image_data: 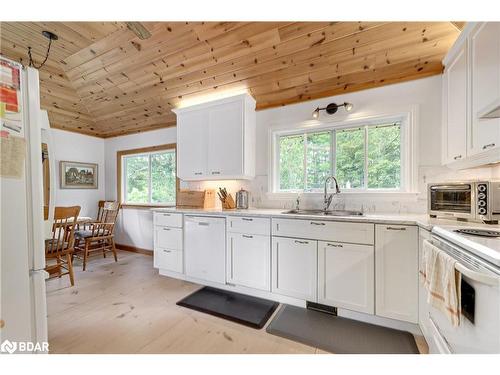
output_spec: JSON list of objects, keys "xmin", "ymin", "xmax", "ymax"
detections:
[
  {"xmin": 45, "ymin": 206, "xmax": 81, "ymax": 286},
  {"xmin": 74, "ymin": 201, "xmax": 121, "ymax": 271}
]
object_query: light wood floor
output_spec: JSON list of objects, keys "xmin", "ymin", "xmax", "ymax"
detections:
[{"xmin": 46, "ymin": 251, "xmax": 428, "ymax": 354}]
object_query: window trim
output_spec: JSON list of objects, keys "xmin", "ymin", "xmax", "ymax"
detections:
[
  {"xmin": 117, "ymin": 144, "xmax": 178, "ymax": 208},
  {"xmin": 269, "ymin": 109, "xmax": 418, "ymax": 195}
]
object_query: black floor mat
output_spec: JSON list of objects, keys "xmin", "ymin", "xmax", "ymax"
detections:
[
  {"xmin": 176, "ymin": 286, "xmax": 279, "ymax": 329},
  {"xmin": 266, "ymin": 305, "xmax": 420, "ymax": 354}
]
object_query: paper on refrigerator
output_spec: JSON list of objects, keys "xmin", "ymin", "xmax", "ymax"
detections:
[{"xmin": 0, "ymin": 57, "xmax": 24, "ymax": 137}]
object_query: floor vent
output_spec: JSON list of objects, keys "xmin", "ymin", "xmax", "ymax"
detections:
[{"xmin": 306, "ymin": 301, "xmax": 337, "ymax": 315}]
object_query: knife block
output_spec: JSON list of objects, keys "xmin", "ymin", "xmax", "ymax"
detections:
[{"xmin": 221, "ymin": 194, "xmax": 236, "ymax": 210}]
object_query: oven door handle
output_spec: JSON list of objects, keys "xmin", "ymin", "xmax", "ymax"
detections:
[
  {"xmin": 454, "ymin": 263, "xmax": 500, "ymax": 287},
  {"xmin": 426, "ymin": 239, "xmax": 500, "ymax": 287}
]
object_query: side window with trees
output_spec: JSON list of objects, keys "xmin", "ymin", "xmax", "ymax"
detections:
[
  {"xmin": 122, "ymin": 148, "xmax": 176, "ymax": 205},
  {"xmin": 277, "ymin": 122, "xmax": 402, "ymax": 192}
]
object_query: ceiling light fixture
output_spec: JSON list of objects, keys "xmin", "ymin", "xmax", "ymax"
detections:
[
  {"xmin": 27, "ymin": 30, "xmax": 58, "ymax": 69},
  {"xmin": 312, "ymin": 102, "xmax": 353, "ymax": 119}
]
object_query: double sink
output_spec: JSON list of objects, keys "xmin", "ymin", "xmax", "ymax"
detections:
[{"xmin": 282, "ymin": 209, "xmax": 363, "ymax": 217}]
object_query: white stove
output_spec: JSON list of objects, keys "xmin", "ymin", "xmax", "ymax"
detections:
[
  {"xmin": 432, "ymin": 225, "xmax": 500, "ymax": 268},
  {"xmin": 424, "ymin": 223, "xmax": 500, "ymax": 353}
]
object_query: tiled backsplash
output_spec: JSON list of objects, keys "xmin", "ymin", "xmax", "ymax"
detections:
[{"xmin": 187, "ymin": 164, "xmax": 499, "ymax": 214}]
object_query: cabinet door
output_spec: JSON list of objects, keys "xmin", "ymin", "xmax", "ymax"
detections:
[
  {"xmin": 318, "ymin": 241, "xmax": 374, "ymax": 314},
  {"xmin": 418, "ymin": 228, "xmax": 432, "ymax": 336},
  {"xmin": 207, "ymin": 101, "xmax": 244, "ymax": 177},
  {"xmin": 272, "ymin": 237, "xmax": 317, "ymax": 301},
  {"xmin": 227, "ymin": 233, "xmax": 270, "ymax": 291},
  {"xmin": 470, "ymin": 23, "xmax": 500, "ymax": 155},
  {"xmin": 177, "ymin": 110, "xmax": 208, "ymax": 179},
  {"xmin": 443, "ymin": 43, "xmax": 468, "ymax": 163},
  {"xmin": 375, "ymin": 225, "xmax": 418, "ymax": 323}
]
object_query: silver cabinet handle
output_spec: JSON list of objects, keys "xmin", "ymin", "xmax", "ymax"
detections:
[
  {"xmin": 327, "ymin": 243, "xmax": 343, "ymax": 248},
  {"xmin": 198, "ymin": 222, "xmax": 209, "ymax": 226},
  {"xmin": 242, "ymin": 234, "xmax": 253, "ymax": 239},
  {"xmin": 162, "ymin": 213, "xmax": 171, "ymax": 216},
  {"xmin": 241, "ymin": 217, "xmax": 253, "ymax": 221},
  {"xmin": 310, "ymin": 221, "xmax": 326, "ymax": 226},
  {"xmin": 163, "ymin": 249, "xmax": 171, "ymax": 253},
  {"xmin": 387, "ymin": 226, "xmax": 406, "ymax": 231},
  {"xmin": 211, "ymin": 171, "xmax": 221, "ymax": 175},
  {"xmin": 163, "ymin": 228, "xmax": 171, "ymax": 231},
  {"xmin": 294, "ymin": 240, "xmax": 309, "ymax": 244},
  {"xmin": 453, "ymin": 155, "xmax": 462, "ymax": 160},
  {"xmin": 483, "ymin": 143, "xmax": 495, "ymax": 150},
  {"xmin": 194, "ymin": 172, "xmax": 203, "ymax": 175}
]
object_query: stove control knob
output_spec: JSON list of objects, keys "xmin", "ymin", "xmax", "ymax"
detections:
[
  {"xmin": 478, "ymin": 207, "xmax": 487, "ymax": 215},
  {"xmin": 478, "ymin": 200, "xmax": 486, "ymax": 207},
  {"xmin": 477, "ymin": 193, "xmax": 486, "ymax": 200},
  {"xmin": 478, "ymin": 184, "xmax": 487, "ymax": 192}
]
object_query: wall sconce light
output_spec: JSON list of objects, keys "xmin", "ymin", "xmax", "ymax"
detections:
[{"xmin": 312, "ymin": 102, "xmax": 353, "ymax": 119}]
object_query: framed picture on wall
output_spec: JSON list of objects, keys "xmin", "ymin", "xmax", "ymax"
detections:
[{"xmin": 60, "ymin": 161, "xmax": 98, "ymax": 189}]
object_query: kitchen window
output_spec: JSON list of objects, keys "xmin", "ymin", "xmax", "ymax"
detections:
[
  {"xmin": 118, "ymin": 144, "xmax": 177, "ymax": 206},
  {"xmin": 273, "ymin": 118, "xmax": 408, "ymax": 193}
]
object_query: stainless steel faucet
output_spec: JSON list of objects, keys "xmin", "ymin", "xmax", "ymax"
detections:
[
  {"xmin": 324, "ymin": 176, "xmax": 341, "ymax": 211},
  {"xmin": 295, "ymin": 193, "xmax": 301, "ymax": 211}
]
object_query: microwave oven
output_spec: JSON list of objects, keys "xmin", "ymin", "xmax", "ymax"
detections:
[{"xmin": 428, "ymin": 181, "xmax": 500, "ymax": 223}]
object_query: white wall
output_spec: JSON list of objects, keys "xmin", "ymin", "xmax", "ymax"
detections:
[
  {"xmin": 51, "ymin": 129, "xmax": 105, "ymax": 218},
  {"xmin": 104, "ymin": 127, "xmax": 177, "ymax": 250}
]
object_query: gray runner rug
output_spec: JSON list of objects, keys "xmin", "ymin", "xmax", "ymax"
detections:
[{"xmin": 266, "ymin": 305, "xmax": 420, "ymax": 354}]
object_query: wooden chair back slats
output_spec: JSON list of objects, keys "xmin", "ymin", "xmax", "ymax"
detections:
[
  {"xmin": 74, "ymin": 201, "xmax": 121, "ymax": 271},
  {"xmin": 92, "ymin": 201, "xmax": 120, "ymax": 237},
  {"xmin": 46, "ymin": 206, "xmax": 81, "ymax": 258}
]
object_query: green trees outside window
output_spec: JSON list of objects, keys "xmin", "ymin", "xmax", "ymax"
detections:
[
  {"xmin": 124, "ymin": 150, "xmax": 176, "ymax": 204},
  {"xmin": 278, "ymin": 122, "xmax": 401, "ymax": 191}
]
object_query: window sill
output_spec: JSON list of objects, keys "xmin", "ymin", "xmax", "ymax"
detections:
[
  {"xmin": 266, "ymin": 191, "xmax": 419, "ymax": 200},
  {"xmin": 121, "ymin": 203, "xmax": 176, "ymax": 210}
]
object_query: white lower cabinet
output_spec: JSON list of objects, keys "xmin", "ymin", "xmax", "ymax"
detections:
[
  {"xmin": 154, "ymin": 248, "xmax": 183, "ymax": 273},
  {"xmin": 375, "ymin": 224, "xmax": 418, "ymax": 323},
  {"xmin": 272, "ymin": 237, "xmax": 317, "ymax": 301},
  {"xmin": 227, "ymin": 233, "xmax": 270, "ymax": 291},
  {"xmin": 318, "ymin": 241, "xmax": 374, "ymax": 314},
  {"xmin": 153, "ymin": 212, "xmax": 183, "ymax": 274},
  {"xmin": 154, "ymin": 227, "xmax": 182, "ymax": 250}
]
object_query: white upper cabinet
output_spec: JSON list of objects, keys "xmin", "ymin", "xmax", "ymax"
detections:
[
  {"xmin": 176, "ymin": 110, "xmax": 208, "ymax": 178},
  {"xmin": 174, "ymin": 94, "xmax": 256, "ymax": 181},
  {"xmin": 469, "ymin": 22, "xmax": 500, "ymax": 156},
  {"xmin": 442, "ymin": 42, "xmax": 468, "ymax": 164},
  {"xmin": 207, "ymin": 101, "xmax": 244, "ymax": 177},
  {"xmin": 442, "ymin": 22, "xmax": 500, "ymax": 168}
]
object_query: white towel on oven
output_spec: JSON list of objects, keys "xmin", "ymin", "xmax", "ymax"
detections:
[{"xmin": 421, "ymin": 240, "xmax": 462, "ymax": 327}]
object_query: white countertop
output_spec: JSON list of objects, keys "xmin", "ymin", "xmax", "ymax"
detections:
[{"xmin": 151, "ymin": 207, "xmax": 490, "ymax": 231}]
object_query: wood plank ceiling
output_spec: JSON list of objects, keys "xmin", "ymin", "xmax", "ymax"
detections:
[{"xmin": 0, "ymin": 22, "xmax": 462, "ymax": 138}]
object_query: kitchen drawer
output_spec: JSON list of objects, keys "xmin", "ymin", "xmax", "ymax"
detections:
[
  {"xmin": 154, "ymin": 247, "xmax": 183, "ymax": 273},
  {"xmin": 154, "ymin": 227, "xmax": 183, "ymax": 250},
  {"xmin": 227, "ymin": 216, "xmax": 270, "ymax": 235},
  {"xmin": 154, "ymin": 212, "xmax": 183, "ymax": 228},
  {"xmin": 272, "ymin": 218, "xmax": 374, "ymax": 245}
]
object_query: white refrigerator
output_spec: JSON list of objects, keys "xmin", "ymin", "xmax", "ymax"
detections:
[{"xmin": 1, "ymin": 56, "xmax": 54, "ymax": 353}]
